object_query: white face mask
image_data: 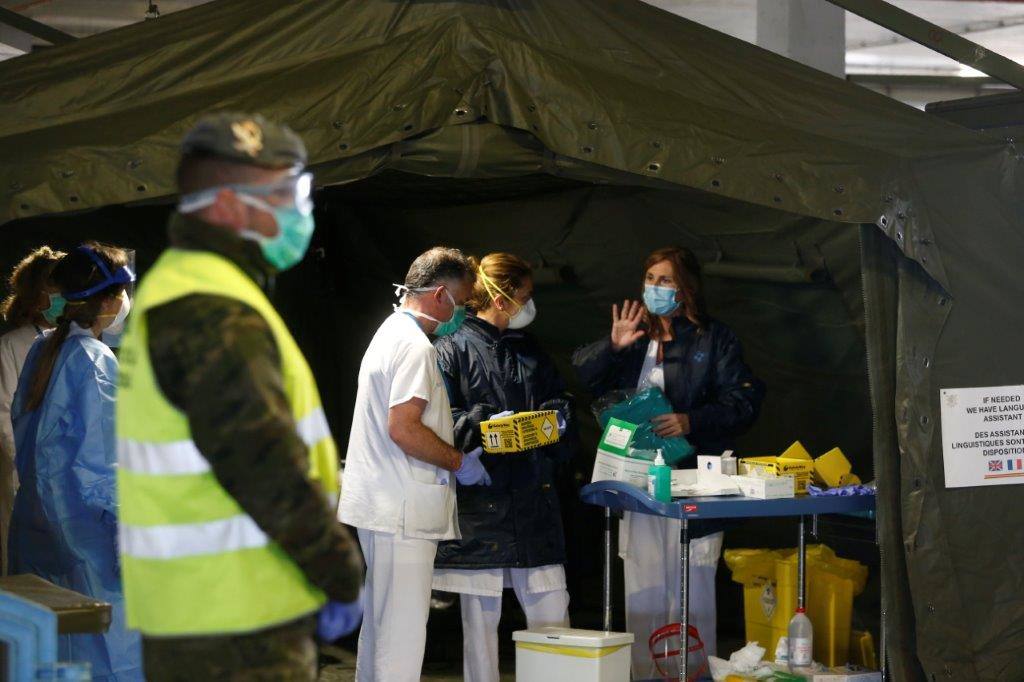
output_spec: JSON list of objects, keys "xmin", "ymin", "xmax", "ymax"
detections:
[
  {"xmin": 101, "ymin": 291, "xmax": 131, "ymax": 348},
  {"xmin": 506, "ymin": 298, "xmax": 537, "ymax": 329},
  {"xmin": 105, "ymin": 290, "xmax": 131, "ymax": 334}
]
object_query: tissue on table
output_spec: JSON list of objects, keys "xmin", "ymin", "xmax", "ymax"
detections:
[
  {"xmin": 708, "ymin": 641, "xmax": 776, "ymax": 680},
  {"xmin": 671, "ymin": 469, "xmax": 742, "ymax": 497}
]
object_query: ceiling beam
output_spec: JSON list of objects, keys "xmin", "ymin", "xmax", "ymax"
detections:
[
  {"xmin": 0, "ymin": 6, "xmax": 74, "ymax": 45},
  {"xmin": 848, "ymin": 14, "xmax": 1024, "ymax": 51},
  {"xmin": 825, "ymin": 0, "xmax": 1024, "ymax": 90}
]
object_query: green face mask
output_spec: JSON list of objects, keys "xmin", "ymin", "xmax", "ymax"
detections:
[
  {"xmin": 399, "ymin": 286, "xmax": 466, "ymax": 337},
  {"xmin": 178, "ymin": 172, "xmax": 316, "ymax": 272},
  {"xmin": 434, "ymin": 293, "xmax": 467, "ymax": 337},
  {"xmin": 42, "ymin": 293, "xmax": 66, "ymax": 325}
]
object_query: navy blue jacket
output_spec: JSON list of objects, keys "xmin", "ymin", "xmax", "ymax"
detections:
[
  {"xmin": 434, "ymin": 316, "xmax": 576, "ymax": 569},
  {"xmin": 572, "ymin": 317, "xmax": 765, "ymax": 456}
]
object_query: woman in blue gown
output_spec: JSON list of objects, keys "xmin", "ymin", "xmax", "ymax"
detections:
[{"xmin": 9, "ymin": 243, "xmax": 143, "ymax": 681}]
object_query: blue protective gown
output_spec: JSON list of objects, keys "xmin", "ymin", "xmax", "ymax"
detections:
[{"xmin": 9, "ymin": 327, "xmax": 144, "ymax": 681}]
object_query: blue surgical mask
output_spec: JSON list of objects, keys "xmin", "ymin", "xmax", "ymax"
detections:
[
  {"xmin": 42, "ymin": 293, "xmax": 66, "ymax": 325},
  {"xmin": 643, "ymin": 284, "xmax": 679, "ymax": 316}
]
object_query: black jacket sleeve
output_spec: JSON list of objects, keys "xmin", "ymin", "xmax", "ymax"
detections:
[
  {"xmin": 435, "ymin": 337, "xmax": 496, "ymax": 452},
  {"xmin": 571, "ymin": 335, "xmax": 631, "ymax": 397},
  {"xmin": 687, "ymin": 326, "xmax": 765, "ymax": 439},
  {"xmin": 148, "ymin": 294, "xmax": 362, "ymax": 603}
]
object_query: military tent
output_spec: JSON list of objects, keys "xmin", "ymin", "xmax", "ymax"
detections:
[{"xmin": 1, "ymin": 1, "xmax": 1022, "ymax": 678}]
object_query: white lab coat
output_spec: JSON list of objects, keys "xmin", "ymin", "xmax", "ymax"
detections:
[
  {"xmin": 622, "ymin": 341, "xmax": 724, "ymax": 678},
  {"xmin": 340, "ymin": 312, "xmax": 460, "ymax": 682},
  {"xmin": 620, "ymin": 514, "xmax": 723, "ymax": 680},
  {"xmin": 0, "ymin": 324, "xmax": 38, "ymax": 574},
  {"xmin": 434, "ymin": 565, "xmax": 570, "ymax": 682}
]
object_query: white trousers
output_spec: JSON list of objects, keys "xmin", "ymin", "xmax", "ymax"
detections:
[
  {"xmin": 355, "ymin": 528, "xmax": 438, "ymax": 682},
  {"xmin": 619, "ymin": 512, "xmax": 723, "ymax": 680},
  {"xmin": 459, "ymin": 567, "xmax": 570, "ymax": 682}
]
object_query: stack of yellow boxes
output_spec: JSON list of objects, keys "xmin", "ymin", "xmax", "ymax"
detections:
[{"xmin": 739, "ymin": 441, "xmax": 815, "ymax": 494}]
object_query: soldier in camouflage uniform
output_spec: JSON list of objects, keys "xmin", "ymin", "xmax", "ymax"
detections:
[{"xmin": 120, "ymin": 114, "xmax": 363, "ymax": 681}]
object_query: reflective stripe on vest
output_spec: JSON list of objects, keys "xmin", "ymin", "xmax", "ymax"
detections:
[
  {"xmin": 116, "ymin": 248, "xmax": 337, "ymax": 636},
  {"xmin": 118, "ymin": 407, "xmax": 332, "ymax": 476}
]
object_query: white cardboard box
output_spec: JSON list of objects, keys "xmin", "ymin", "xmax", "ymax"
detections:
[
  {"xmin": 731, "ymin": 474, "xmax": 795, "ymax": 499},
  {"xmin": 590, "ymin": 418, "xmax": 650, "ymax": 489},
  {"xmin": 811, "ymin": 669, "xmax": 882, "ymax": 682},
  {"xmin": 592, "ymin": 449, "xmax": 650, "ymax": 489},
  {"xmin": 697, "ymin": 452, "xmax": 737, "ymax": 480}
]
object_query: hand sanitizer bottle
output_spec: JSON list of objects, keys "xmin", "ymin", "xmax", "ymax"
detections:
[{"xmin": 647, "ymin": 449, "xmax": 671, "ymax": 502}]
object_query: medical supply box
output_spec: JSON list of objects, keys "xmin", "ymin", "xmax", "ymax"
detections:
[
  {"xmin": 731, "ymin": 474, "xmax": 795, "ymax": 499},
  {"xmin": 513, "ymin": 627, "xmax": 633, "ymax": 682},
  {"xmin": 698, "ymin": 452, "xmax": 738, "ymax": 479},
  {"xmin": 814, "ymin": 447, "xmax": 854, "ymax": 487},
  {"xmin": 740, "ymin": 443, "xmax": 814, "ymax": 494},
  {"xmin": 480, "ymin": 410, "xmax": 560, "ymax": 453},
  {"xmin": 591, "ymin": 418, "xmax": 650, "ymax": 489},
  {"xmin": 811, "ymin": 668, "xmax": 882, "ymax": 682}
]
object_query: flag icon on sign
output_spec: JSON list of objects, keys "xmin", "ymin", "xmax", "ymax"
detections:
[
  {"xmin": 990, "ymin": 460, "xmax": 1004, "ymax": 472},
  {"xmin": 1008, "ymin": 459, "xmax": 1024, "ymax": 471}
]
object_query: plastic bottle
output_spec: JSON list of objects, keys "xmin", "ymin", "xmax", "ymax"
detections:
[
  {"xmin": 647, "ymin": 449, "xmax": 672, "ymax": 502},
  {"xmin": 787, "ymin": 607, "xmax": 813, "ymax": 669}
]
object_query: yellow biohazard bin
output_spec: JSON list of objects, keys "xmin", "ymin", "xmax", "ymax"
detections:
[{"xmin": 724, "ymin": 545, "xmax": 868, "ymax": 666}]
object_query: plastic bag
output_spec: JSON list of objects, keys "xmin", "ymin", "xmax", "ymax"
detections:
[{"xmin": 593, "ymin": 387, "xmax": 695, "ymax": 465}]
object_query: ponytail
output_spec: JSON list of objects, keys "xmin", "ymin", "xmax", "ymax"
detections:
[{"xmin": 25, "ymin": 320, "xmax": 73, "ymax": 413}]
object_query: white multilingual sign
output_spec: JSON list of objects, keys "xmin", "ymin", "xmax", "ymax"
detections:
[{"xmin": 940, "ymin": 385, "xmax": 1024, "ymax": 488}]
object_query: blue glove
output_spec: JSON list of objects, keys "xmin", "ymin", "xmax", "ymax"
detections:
[
  {"xmin": 489, "ymin": 410, "xmax": 514, "ymax": 420},
  {"xmin": 317, "ymin": 593, "xmax": 364, "ymax": 642},
  {"xmin": 556, "ymin": 411, "xmax": 567, "ymax": 436},
  {"xmin": 456, "ymin": 446, "xmax": 492, "ymax": 486}
]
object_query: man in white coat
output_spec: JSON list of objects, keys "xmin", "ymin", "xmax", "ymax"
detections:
[{"xmin": 340, "ymin": 246, "xmax": 492, "ymax": 682}]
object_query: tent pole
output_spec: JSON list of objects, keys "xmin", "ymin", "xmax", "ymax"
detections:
[
  {"xmin": 824, "ymin": 0, "xmax": 1024, "ymax": 90},
  {"xmin": 0, "ymin": 7, "xmax": 74, "ymax": 45}
]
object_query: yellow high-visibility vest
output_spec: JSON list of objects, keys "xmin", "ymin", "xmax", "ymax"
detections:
[{"xmin": 116, "ymin": 248, "xmax": 339, "ymax": 635}]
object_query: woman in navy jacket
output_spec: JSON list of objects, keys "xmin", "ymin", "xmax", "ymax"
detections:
[
  {"xmin": 573, "ymin": 246, "xmax": 764, "ymax": 678},
  {"xmin": 434, "ymin": 252, "xmax": 575, "ymax": 682}
]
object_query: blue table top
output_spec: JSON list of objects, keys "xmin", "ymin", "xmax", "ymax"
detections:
[{"xmin": 580, "ymin": 480, "xmax": 876, "ymax": 520}]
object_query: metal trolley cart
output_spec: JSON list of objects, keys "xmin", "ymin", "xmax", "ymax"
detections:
[{"xmin": 580, "ymin": 480, "xmax": 877, "ymax": 681}]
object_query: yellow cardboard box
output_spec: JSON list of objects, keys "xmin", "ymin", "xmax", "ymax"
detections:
[
  {"xmin": 480, "ymin": 410, "xmax": 560, "ymax": 453},
  {"xmin": 739, "ymin": 456, "xmax": 814, "ymax": 494},
  {"xmin": 780, "ymin": 441, "xmax": 813, "ymax": 460},
  {"xmin": 814, "ymin": 447, "xmax": 853, "ymax": 487}
]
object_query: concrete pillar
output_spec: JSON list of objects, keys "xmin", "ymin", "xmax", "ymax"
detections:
[{"xmin": 757, "ymin": 0, "xmax": 846, "ymax": 78}]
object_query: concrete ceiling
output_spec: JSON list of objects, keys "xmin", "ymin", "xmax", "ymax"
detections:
[
  {"xmin": 1, "ymin": 0, "xmax": 1022, "ymax": 107},
  {"xmin": 646, "ymin": 0, "xmax": 1024, "ymax": 76}
]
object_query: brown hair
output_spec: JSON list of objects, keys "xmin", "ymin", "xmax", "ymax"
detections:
[
  {"xmin": 25, "ymin": 242, "xmax": 128, "ymax": 412},
  {"xmin": 467, "ymin": 253, "xmax": 533, "ymax": 313},
  {"xmin": 643, "ymin": 246, "xmax": 707, "ymax": 330},
  {"xmin": 1, "ymin": 246, "xmax": 66, "ymax": 327}
]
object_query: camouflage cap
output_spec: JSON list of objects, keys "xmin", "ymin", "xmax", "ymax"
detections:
[{"xmin": 180, "ymin": 112, "xmax": 307, "ymax": 168}]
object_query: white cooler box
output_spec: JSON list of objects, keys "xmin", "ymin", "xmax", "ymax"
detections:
[{"xmin": 513, "ymin": 627, "xmax": 633, "ymax": 682}]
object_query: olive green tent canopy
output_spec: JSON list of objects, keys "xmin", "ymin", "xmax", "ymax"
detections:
[{"xmin": 1, "ymin": 1, "xmax": 1022, "ymax": 679}]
